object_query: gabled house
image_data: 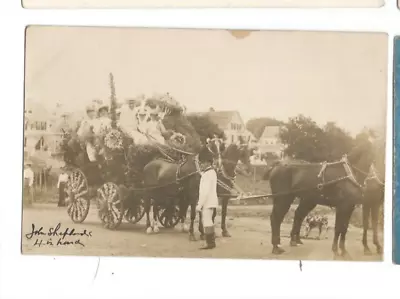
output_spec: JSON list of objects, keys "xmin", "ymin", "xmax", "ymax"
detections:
[
  {"xmin": 194, "ymin": 109, "xmax": 255, "ymax": 145},
  {"xmin": 24, "ymin": 101, "xmax": 68, "ymax": 156},
  {"xmin": 258, "ymin": 125, "xmax": 284, "ymax": 158}
]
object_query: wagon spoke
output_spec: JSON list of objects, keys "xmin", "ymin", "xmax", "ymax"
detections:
[
  {"xmin": 75, "ymin": 189, "xmax": 88, "ymax": 199},
  {"xmin": 97, "ymin": 182, "xmax": 123, "ymax": 230},
  {"xmin": 66, "ymin": 169, "xmax": 90, "ymax": 224}
]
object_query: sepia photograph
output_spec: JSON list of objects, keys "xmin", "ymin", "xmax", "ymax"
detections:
[
  {"xmin": 22, "ymin": 0, "xmax": 385, "ymax": 8},
  {"xmin": 22, "ymin": 26, "xmax": 387, "ymax": 261}
]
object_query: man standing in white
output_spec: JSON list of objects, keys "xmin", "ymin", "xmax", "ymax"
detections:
[{"xmin": 196, "ymin": 146, "xmax": 218, "ymax": 250}]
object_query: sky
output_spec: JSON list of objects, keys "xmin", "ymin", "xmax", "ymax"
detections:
[{"xmin": 25, "ymin": 26, "xmax": 388, "ymax": 135}]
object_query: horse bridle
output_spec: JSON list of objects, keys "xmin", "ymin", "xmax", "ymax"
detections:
[{"xmin": 206, "ymin": 136, "xmax": 223, "ymax": 168}]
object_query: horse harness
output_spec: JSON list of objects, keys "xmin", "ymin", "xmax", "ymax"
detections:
[{"xmin": 316, "ymin": 155, "xmax": 365, "ymax": 194}]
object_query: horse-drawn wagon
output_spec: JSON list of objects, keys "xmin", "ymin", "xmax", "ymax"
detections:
[{"xmin": 62, "ymin": 74, "xmax": 199, "ymax": 231}]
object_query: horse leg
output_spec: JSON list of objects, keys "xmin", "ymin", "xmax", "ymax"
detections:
[
  {"xmin": 145, "ymin": 199, "xmax": 153, "ymax": 234},
  {"xmin": 189, "ymin": 203, "xmax": 197, "ymax": 241},
  {"xmin": 332, "ymin": 206, "xmax": 343, "ymax": 257},
  {"xmin": 371, "ymin": 203, "xmax": 382, "ymax": 254},
  {"xmin": 221, "ymin": 197, "xmax": 231, "ymax": 237},
  {"xmin": 338, "ymin": 204, "xmax": 355, "ymax": 257},
  {"xmin": 152, "ymin": 203, "xmax": 160, "ymax": 234},
  {"xmin": 179, "ymin": 197, "xmax": 189, "ymax": 233},
  {"xmin": 212, "ymin": 207, "xmax": 217, "ymax": 224},
  {"xmin": 317, "ymin": 224, "xmax": 322, "ymax": 240},
  {"xmin": 362, "ymin": 203, "xmax": 372, "ymax": 255},
  {"xmin": 290, "ymin": 200, "xmax": 316, "ymax": 246},
  {"xmin": 198, "ymin": 211, "xmax": 205, "ymax": 240},
  {"xmin": 271, "ymin": 196, "xmax": 294, "ymax": 255}
]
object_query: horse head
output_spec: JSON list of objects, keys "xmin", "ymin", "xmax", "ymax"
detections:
[
  {"xmin": 345, "ymin": 140, "xmax": 376, "ymax": 186},
  {"xmin": 206, "ymin": 135, "xmax": 224, "ymax": 168}
]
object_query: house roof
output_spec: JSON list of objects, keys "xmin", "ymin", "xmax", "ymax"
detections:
[
  {"xmin": 189, "ymin": 110, "xmax": 242, "ymax": 130},
  {"xmin": 24, "ymin": 101, "xmax": 51, "ymax": 122},
  {"xmin": 260, "ymin": 126, "xmax": 281, "ymax": 139}
]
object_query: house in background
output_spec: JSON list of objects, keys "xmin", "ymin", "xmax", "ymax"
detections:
[
  {"xmin": 24, "ymin": 101, "xmax": 67, "ymax": 157},
  {"xmin": 257, "ymin": 125, "xmax": 284, "ymax": 159},
  {"xmin": 197, "ymin": 109, "xmax": 256, "ymax": 145},
  {"xmin": 24, "ymin": 101, "xmax": 52, "ymax": 154}
]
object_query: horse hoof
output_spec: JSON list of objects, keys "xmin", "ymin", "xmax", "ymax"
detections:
[
  {"xmin": 146, "ymin": 227, "xmax": 153, "ymax": 234},
  {"xmin": 376, "ymin": 247, "xmax": 382, "ymax": 255},
  {"xmin": 272, "ymin": 247, "xmax": 285, "ymax": 255},
  {"xmin": 364, "ymin": 248, "xmax": 372, "ymax": 256},
  {"xmin": 290, "ymin": 240, "xmax": 298, "ymax": 247},
  {"xmin": 296, "ymin": 239, "xmax": 304, "ymax": 245},
  {"xmin": 200, "ymin": 235, "xmax": 205, "ymax": 241},
  {"xmin": 189, "ymin": 234, "xmax": 196, "ymax": 242},
  {"xmin": 222, "ymin": 231, "xmax": 231, "ymax": 238}
]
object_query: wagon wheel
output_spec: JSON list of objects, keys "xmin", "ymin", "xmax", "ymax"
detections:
[
  {"xmin": 66, "ymin": 168, "xmax": 90, "ymax": 223},
  {"xmin": 124, "ymin": 198, "xmax": 146, "ymax": 224},
  {"xmin": 97, "ymin": 182, "xmax": 124, "ymax": 230},
  {"xmin": 158, "ymin": 205, "xmax": 180, "ymax": 228}
]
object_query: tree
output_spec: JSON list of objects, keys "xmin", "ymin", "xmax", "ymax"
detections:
[
  {"xmin": 187, "ymin": 114, "xmax": 224, "ymax": 143},
  {"xmin": 246, "ymin": 117, "xmax": 284, "ymax": 139},
  {"xmin": 323, "ymin": 122, "xmax": 354, "ymax": 161},
  {"xmin": 279, "ymin": 114, "xmax": 328, "ymax": 162}
]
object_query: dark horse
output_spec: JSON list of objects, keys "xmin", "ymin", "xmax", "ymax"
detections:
[
  {"xmin": 142, "ymin": 138, "xmax": 253, "ymax": 240},
  {"xmin": 362, "ymin": 156, "xmax": 385, "ymax": 255},
  {"xmin": 263, "ymin": 140, "xmax": 375, "ymax": 256},
  {"xmin": 142, "ymin": 153, "xmax": 202, "ymax": 234},
  {"xmin": 142, "ymin": 137, "xmax": 223, "ymax": 234}
]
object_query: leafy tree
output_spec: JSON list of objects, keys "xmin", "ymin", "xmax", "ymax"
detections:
[
  {"xmin": 279, "ymin": 114, "xmax": 328, "ymax": 162},
  {"xmin": 323, "ymin": 122, "xmax": 354, "ymax": 161},
  {"xmin": 187, "ymin": 114, "xmax": 224, "ymax": 144},
  {"xmin": 246, "ymin": 117, "xmax": 284, "ymax": 139}
]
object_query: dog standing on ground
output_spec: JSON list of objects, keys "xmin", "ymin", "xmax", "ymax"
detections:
[{"xmin": 304, "ymin": 214, "xmax": 329, "ymax": 240}]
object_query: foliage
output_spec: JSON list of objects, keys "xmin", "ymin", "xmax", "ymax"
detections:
[
  {"xmin": 187, "ymin": 114, "xmax": 225, "ymax": 144},
  {"xmin": 279, "ymin": 115, "xmax": 328, "ymax": 162},
  {"xmin": 279, "ymin": 115, "xmax": 355, "ymax": 163},
  {"xmin": 246, "ymin": 117, "xmax": 284, "ymax": 139},
  {"xmin": 323, "ymin": 122, "xmax": 354, "ymax": 161}
]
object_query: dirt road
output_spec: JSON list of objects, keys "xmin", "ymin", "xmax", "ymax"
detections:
[{"xmin": 21, "ymin": 203, "xmax": 382, "ymax": 261}]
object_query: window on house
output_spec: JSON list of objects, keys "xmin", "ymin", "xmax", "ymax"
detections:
[
  {"xmin": 231, "ymin": 135, "xmax": 234, "ymax": 143},
  {"xmin": 24, "ymin": 137, "xmax": 27, "ymax": 147},
  {"xmin": 31, "ymin": 123, "xmax": 35, "ymax": 130}
]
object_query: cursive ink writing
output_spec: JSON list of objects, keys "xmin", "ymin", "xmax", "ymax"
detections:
[
  {"xmin": 26, "ymin": 223, "xmax": 92, "ymax": 248},
  {"xmin": 25, "ymin": 224, "xmax": 46, "ymax": 240}
]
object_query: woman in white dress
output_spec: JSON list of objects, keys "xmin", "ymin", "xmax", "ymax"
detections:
[
  {"xmin": 146, "ymin": 105, "xmax": 167, "ymax": 144},
  {"xmin": 95, "ymin": 104, "xmax": 112, "ymax": 135},
  {"xmin": 77, "ymin": 105, "xmax": 97, "ymax": 162}
]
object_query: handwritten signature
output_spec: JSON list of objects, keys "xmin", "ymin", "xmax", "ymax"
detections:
[{"xmin": 25, "ymin": 223, "xmax": 93, "ymax": 248}]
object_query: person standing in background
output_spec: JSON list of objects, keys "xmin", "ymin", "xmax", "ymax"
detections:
[
  {"xmin": 23, "ymin": 160, "xmax": 34, "ymax": 205},
  {"xmin": 57, "ymin": 167, "xmax": 69, "ymax": 207}
]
